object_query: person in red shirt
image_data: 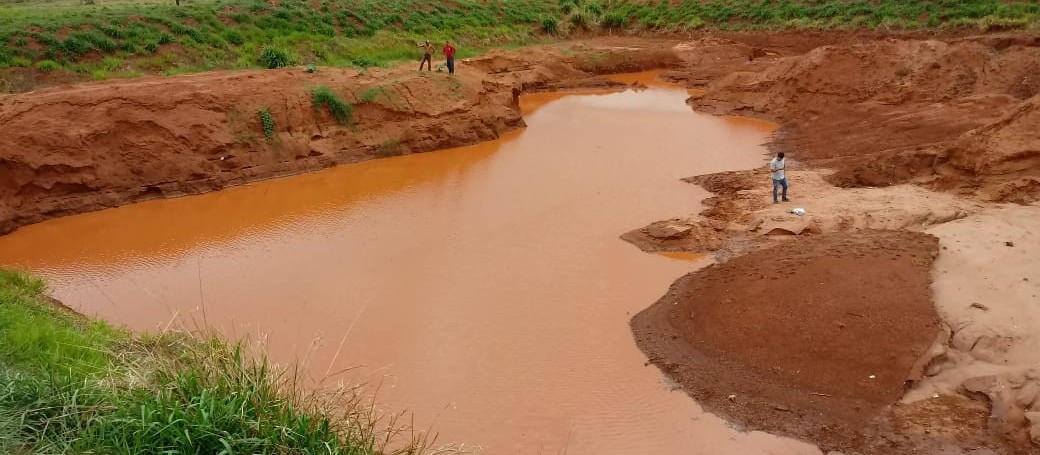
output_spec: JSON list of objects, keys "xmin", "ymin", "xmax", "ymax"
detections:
[{"xmin": 443, "ymin": 41, "xmax": 456, "ymax": 75}]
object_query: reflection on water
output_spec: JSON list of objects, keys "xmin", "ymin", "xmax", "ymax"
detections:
[{"xmin": 0, "ymin": 72, "xmax": 818, "ymax": 455}]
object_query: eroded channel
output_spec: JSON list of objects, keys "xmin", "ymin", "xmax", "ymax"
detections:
[{"xmin": 0, "ymin": 73, "xmax": 820, "ymax": 454}]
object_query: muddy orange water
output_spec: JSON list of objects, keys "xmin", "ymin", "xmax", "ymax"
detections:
[{"xmin": 0, "ymin": 73, "xmax": 819, "ymax": 454}]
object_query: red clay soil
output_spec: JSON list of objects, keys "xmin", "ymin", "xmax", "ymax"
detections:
[
  {"xmin": 683, "ymin": 34, "xmax": 1040, "ymax": 204},
  {"xmin": 632, "ymin": 230, "xmax": 948, "ymax": 454},
  {"xmin": 0, "ymin": 44, "xmax": 674, "ymax": 235}
]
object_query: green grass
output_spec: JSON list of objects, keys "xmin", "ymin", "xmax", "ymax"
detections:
[
  {"xmin": 258, "ymin": 107, "xmax": 276, "ymax": 142},
  {"xmin": 0, "ymin": 269, "xmax": 430, "ymax": 455},
  {"xmin": 312, "ymin": 85, "xmax": 353, "ymax": 125},
  {"xmin": 1, "ymin": 0, "xmax": 1038, "ymax": 92},
  {"xmin": 0, "ymin": 270, "xmax": 117, "ymax": 381}
]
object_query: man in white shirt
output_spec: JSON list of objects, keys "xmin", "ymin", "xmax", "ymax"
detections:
[{"xmin": 769, "ymin": 152, "xmax": 789, "ymax": 203}]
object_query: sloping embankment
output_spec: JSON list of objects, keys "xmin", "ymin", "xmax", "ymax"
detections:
[{"xmin": 0, "ymin": 44, "xmax": 679, "ymax": 235}]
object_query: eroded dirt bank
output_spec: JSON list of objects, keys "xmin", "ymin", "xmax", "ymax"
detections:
[
  {"xmin": 626, "ymin": 31, "xmax": 1040, "ymax": 455},
  {"xmin": 681, "ymin": 33, "xmax": 1040, "ymax": 203},
  {"xmin": 0, "ymin": 44, "xmax": 677, "ymax": 235}
]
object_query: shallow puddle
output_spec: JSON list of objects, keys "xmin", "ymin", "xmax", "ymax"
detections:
[{"xmin": 0, "ymin": 72, "xmax": 819, "ymax": 454}]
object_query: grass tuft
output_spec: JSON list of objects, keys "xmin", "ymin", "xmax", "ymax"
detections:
[
  {"xmin": 258, "ymin": 108, "xmax": 276, "ymax": 142},
  {"xmin": 311, "ymin": 85, "xmax": 353, "ymax": 125},
  {"xmin": 259, "ymin": 46, "xmax": 294, "ymax": 69}
]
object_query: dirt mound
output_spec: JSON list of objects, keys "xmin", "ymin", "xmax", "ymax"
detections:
[
  {"xmin": 686, "ymin": 36, "xmax": 1040, "ymax": 198},
  {"xmin": 632, "ymin": 230, "xmax": 943, "ymax": 453},
  {"xmin": 944, "ymin": 93, "xmax": 1040, "ymax": 202}
]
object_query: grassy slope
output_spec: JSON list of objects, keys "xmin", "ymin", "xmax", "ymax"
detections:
[
  {"xmin": 1, "ymin": 0, "xmax": 1039, "ymax": 91},
  {"xmin": 0, "ymin": 269, "xmax": 426, "ymax": 455}
]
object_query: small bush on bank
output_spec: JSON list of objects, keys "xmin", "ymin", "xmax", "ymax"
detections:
[
  {"xmin": 311, "ymin": 85, "xmax": 353, "ymax": 125},
  {"xmin": 259, "ymin": 46, "xmax": 294, "ymax": 69},
  {"xmin": 34, "ymin": 60, "xmax": 60, "ymax": 72},
  {"xmin": 258, "ymin": 108, "xmax": 276, "ymax": 142}
]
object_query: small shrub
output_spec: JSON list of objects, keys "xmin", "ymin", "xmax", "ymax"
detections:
[
  {"xmin": 185, "ymin": 28, "xmax": 208, "ymax": 43},
  {"xmin": 349, "ymin": 56, "xmax": 378, "ymax": 68},
  {"xmin": 377, "ymin": 139, "xmax": 402, "ymax": 157},
  {"xmin": 683, "ymin": 16, "xmax": 706, "ymax": 31},
  {"xmin": 311, "ymin": 86, "xmax": 352, "ymax": 125},
  {"xmin": 99, "ymin": 25, "xmax": 125, "ymax": 39},
  {"xmin": 157, "ymin": 33, "xmax": 173, "ymax": 45},
  {"xmin": 222, "ymin": 29, "xmax": 245, "ymax": 45},
  {"xmin": 359, "ymin": 87, "xmax": 379, "ymax": 103},
  {"xmin": 35, "ymin": 60, "xmax": 61, "ymax": 72},
  {"xmin": 61, "ymin": 36, "xmax": 93, "ymax": 57},
  {"xmin": 14, "ymin": 36, "xmax": 28, "ymax": 47},
  {"xmin": 304, "ymin": 63, "xmax": 317, "ymax": 73},
  {"xmin": 258, "ymin": 108, "xmax": 276, "ymax": 142},
  {"xmin": 259, "ymin": 46, "xmax": 293, "ymax": 69},
  {"xmin": 145, "ymin": 42, "xmax": 159, "ymax": 53},
  {"xmin": 602, "ymin": 11, "xmax": 628, "ymax": 28},
  {"xmin": 34, "ymin": 33, "xmax": 59, "ymax": 46},
  {"xmin": 94, "ymin": 37, "xmax": 117, "ymax": 52},
  {"xmin": 568, "ymin": 7, "xmax": 600, "ymax": 29},
  {"xmin": 541, "ymin": 16, "xmax": 559, "ymax": 34}
]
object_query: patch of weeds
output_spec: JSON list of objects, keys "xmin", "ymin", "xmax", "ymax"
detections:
[
  {"xmin": 9, "ymin": 57, "xmax": 32, "ymax": 68},
  {"xmin": 61, "ymin": 36, "xmax": 93, "ymax": 58},
  {"xmin": 359, "ymin": 87, "xmax": 379, "ymax": 103},
  {"xmin": 541, "ymin": 16, "xmax": 559, "ymax": 34},
  {"xmin": 349, "ymin": 56, "xmax": 378, "ymax": 68},
  {"xmin": 304, "ymin": 63, "xmax": 317, "ymax": 73},
  {"xmin": 34, "ymin": 60, "xmax": 60, "ymax": 72},
  {"xmin": 567, "ymin": 6, "xmax": 601, "ymax": 29},
  {"xmin": 259, "ymin": 46, "xmax": 293, "ymax": 69},
  {"xmin": 258, "ymin": 108, "xmax": 276, "ymax": 142},
  {"xmin": 221, "ymin": 29, "xmax": 245, "ymax": 45},
  {"xmin": 311, "ymin": 85, "xmax": 352, "ymax": 125},
  {"xmin": 602, "ymin": 11, "xmax": 629, "ymax": 28},
  {"xmin": 377, "ymin": 138, "xmax": 402, "ymax": 157}
]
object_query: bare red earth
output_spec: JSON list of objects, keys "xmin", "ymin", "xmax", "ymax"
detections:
[
  {"xmin": 632, "ymin": 230, "xmax": 960, "ymax": 454},
  {"xmin": 0, "ymin": 44, "xmax": 674, "ymax": 235}
]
